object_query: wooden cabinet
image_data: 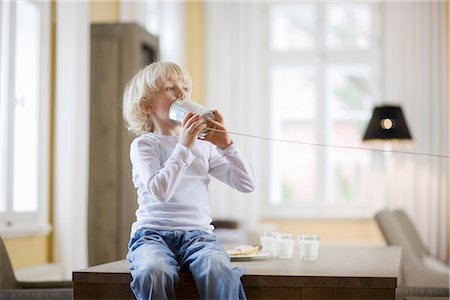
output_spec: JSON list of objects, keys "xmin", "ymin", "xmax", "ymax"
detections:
[{"xmin": 88, "ymin": 23, "xmax": 159, "ymax": 266}]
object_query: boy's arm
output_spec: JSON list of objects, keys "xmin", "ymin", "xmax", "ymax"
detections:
[
  {"xmin": 208, "ymin": 143, "xmax": 255, "ymax": 193},
  {"xmin": 131, "ymin": 138, "xmax": 195, "ymax": 202}
]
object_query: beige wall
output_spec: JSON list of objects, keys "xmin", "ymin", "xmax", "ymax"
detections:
[
  {"xmin": 90, "ymin": 0, "xmax": 120, "ymax": 23},
  {"xmin": 185, "ymin": 1, "xmax": 205, "ymax": 104},
  {"xmin": 4, "ymin": 236, "xmax": 49, "ymax": 269},
  {"xmin": 261, "ymin": 219, "xmax": 384, "ymax": 245}
]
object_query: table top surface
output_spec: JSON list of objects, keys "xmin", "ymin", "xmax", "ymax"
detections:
[{"xmin": 75, "ymin": 246, "xmax": 401, "ymax": 279}]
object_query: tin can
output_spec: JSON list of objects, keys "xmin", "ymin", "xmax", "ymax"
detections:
[{"xmin": 168, "ymin": 98, "xmax": 216, "ymax": 138}]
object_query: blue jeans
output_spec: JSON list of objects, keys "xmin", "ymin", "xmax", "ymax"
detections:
[{"xmin": 126, "ymin": 229, "xmax": 247, "ymax": 300}]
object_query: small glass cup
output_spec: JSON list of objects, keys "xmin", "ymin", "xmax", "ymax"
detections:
[
  {"xmin": 298, "ymin": 235, "xmax": 320, "ymax": 261},
  {"xmin": 260, "ymin": 232, "xmax": 279, "ymax": 257},
  {"xmin": 277, "ymin": 233, "xmax": 295, "ymax": 259}
]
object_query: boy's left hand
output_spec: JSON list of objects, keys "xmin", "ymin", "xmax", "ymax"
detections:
[{"xmin": 202, "ymin": 110, "xmax": 233, "ymax": 149}]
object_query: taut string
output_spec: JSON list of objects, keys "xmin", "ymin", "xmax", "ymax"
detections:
[{"xmin": 205, "ymin": 127, "xmax": 448, "ymax": 159}]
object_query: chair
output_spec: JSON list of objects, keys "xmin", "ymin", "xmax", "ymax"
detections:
[
  {"xmin": 392, "ymin": 209, "xmax": 429, "ymax": 258},
  {"xmin": 0, "ymin": 235, "xmax": 73, "ymax": 300},
  {"xmin": 375, "ymin": 209, "xmax": 449, "ymax": 288}
]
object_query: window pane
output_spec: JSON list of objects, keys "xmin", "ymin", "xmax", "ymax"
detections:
[
  {"xmin": 331, "ymin": 148, "xmax": 371, "ymax": 206},
  {"xmin": 272, "ymin": 65, "xmax": 316, "ymax": 120},
  {"xmin": 327, "ymin": 64, "xmax": 371, "ymax": 112},
  {"xmin": 271, "ymin": 122, "xmax": 316, "ymax": 206},
  {"xmin": 331, "ymin": 120, "xmax": 368, "ymax": 145},
  {"xmin": 267, "ymin": 3, "xmax": 379, "ymax": 216},
  {"xmin": 326, "ymin": 4, "xmax": 372, "ymax": 50},
  {"xmin": 329, "ymin": 121, "xmax": 371, "ymax": 206},
  {"xmin": 270, "ymin": 4, "xmax": 316, "ymax": 51},
  {"xmin": 13, "ymin": 1, "xmax": 40, "ymax": 212}
]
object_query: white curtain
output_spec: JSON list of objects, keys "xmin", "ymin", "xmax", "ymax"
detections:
[
  {"xmin": 54, "ymin": 1, "xmax": 90, "ymax": 279},
  {"xmin": 205, "ymin": 2, "xmax": 265, "ymax": 229},
  {"xmin": 382, "ymin": 1, "xmax": 448, "ymax": 261}
]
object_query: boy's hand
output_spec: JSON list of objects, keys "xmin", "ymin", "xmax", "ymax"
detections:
[
  {"xmin": 178, "ymin": 112, "xmax": 207, "ymax": 149},
  {"xmin": 202, "ymin": 110, "xmax": 233, "ymax": 149}
]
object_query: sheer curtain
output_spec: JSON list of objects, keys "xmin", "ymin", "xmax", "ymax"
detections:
[
  {"xmin": 205, "ymin": 2, "xmax": 265, "ymax": 229},
  {"xmin": 382, "ymin": 1, "xmax": 448, "ymax": 261},
  {"xmin": 54, "ymin": 1, "xmax": 90, "ymax": 278}
]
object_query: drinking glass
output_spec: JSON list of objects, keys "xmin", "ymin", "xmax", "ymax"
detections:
[
  {"xmin": 298, "ymin": 235, "xmax": 320, "ymax": 260},
  {"xmin": 260, "ymin": 232, "xmax": 279, "ymax": 256},
  {"xmin": 277, "ymin": 233, "xmax": 295, "ymax": 259}
]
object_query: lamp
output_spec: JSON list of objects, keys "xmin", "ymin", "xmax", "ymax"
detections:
[
  {"xmin": 363, "ymin": 105, "xmax": 412, "ymax": 209},
  {"xmin": 363, "ymin": 105, "xmax": 412, "ymax": 141}
]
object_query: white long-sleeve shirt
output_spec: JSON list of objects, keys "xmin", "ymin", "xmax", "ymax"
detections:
[{"xmin": 129, "ymin": 133, "xmax": 255, "ymax": 236}]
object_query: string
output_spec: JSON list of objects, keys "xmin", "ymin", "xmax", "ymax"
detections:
[{"xmin": 205, "ymin": 127, "xmax": 448, "ymax": 159}]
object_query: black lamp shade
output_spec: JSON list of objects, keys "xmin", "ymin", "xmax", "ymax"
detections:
[{"xmin": 363, "ymin": 105, "xmax": 412, "ymax": 141}]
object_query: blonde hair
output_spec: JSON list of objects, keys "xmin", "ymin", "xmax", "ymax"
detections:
[{"xmin": 122, "ymin": 61, "xmax": 192, "ymax": 136}]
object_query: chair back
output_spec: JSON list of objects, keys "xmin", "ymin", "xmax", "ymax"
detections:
[
  {"xmin": 375, "ymin": 209, "xmax": 449, "ymax": 287},
  {"xmin": 0, "ymin": 235, "xmax": 19, "ymax": 289},
  {"xmin": 375, "ymin": 209, "xmax": 406, "ymax": 246},
  {"xmin": 392, "ymin": 209, "xmax": 428, "ymax": 258}
]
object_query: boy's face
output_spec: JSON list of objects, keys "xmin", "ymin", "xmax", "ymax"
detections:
[{"xmin": 150, "ymin": 77, "xmax": 191, "ymax": 121}]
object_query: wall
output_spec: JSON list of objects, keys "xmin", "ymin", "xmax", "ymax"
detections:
[
  {"xmin": 3, "ymin": 236, "xmax": 49, "ymax": 269},
  {"xmin": 261, "ymin": 219, "xmax": 384, "ymax": 245},
  {"xmin": 185, "ymin": 1, "xmax": 205, "ymax": 104},
  {"xmin": 90, "ymin": 0, "xmax": 120, "ymax": 23}
]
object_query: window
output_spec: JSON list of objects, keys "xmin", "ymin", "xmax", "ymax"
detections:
[
  {"xmin": 0, "ymin": 1, "xmax": 50, "ymax": 235},
  {"xmin": 267, "ymin": 2, "xmax": 382, "ymax": 217},
  {"xmin": 205, "ymin": 2, "xmax": 385, "ymax": 222}
]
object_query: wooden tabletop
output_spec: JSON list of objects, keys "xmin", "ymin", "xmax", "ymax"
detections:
[
  {"xmin": 73, "ymin": 246, "xmax": 401, "ymax": 299},
  {"xmin": 74, "ymin": 246, "xmax": 401, "ymax": 282},
  {"xmin": 235, "ymin": 246, "xmax": 401, "ymax": 278}
]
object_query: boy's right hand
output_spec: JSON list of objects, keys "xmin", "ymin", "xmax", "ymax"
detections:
[{"xmin": 178, "ymin": 112, "xmax": 207, "ymax": 149}]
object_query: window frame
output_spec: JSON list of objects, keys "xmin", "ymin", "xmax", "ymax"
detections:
[
  {"xmin": 262, "ymin": 2, "xmax": 383, "ymax": 219},
  {"xmin": 0, "ymin": 0, "xmax": 51, "ymax": 237}
]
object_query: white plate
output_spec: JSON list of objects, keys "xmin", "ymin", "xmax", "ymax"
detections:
[{"xmin": 229, "ymin": 253, "xmax": 271, "ymax": 261}]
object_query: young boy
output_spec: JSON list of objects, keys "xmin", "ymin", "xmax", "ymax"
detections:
[{"xmin": 122, "ymin": 61, "xmax": 255, "ymax": 300}]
